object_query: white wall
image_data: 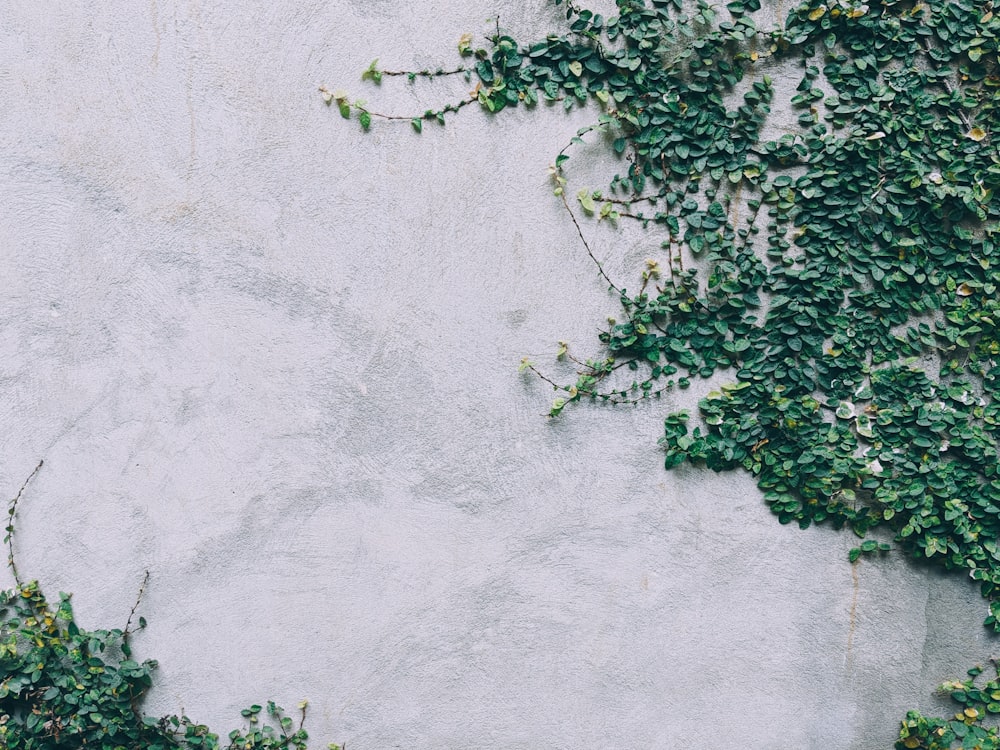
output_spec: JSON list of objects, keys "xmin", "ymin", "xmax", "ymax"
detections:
[{"xmin": 1, "ymin": 2, "xmax": 995, "ymax": 747}]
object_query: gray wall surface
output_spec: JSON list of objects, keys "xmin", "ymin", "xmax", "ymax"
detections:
[{"xmin": 1, "ymin": 1, "xmax": 996, "ymax": 747}]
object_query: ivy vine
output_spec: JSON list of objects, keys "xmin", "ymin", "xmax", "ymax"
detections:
[
  {"xmin": 0, "ymin": 463, "xmax": 341, "ymax": 750},
  {"xmin": 330, "ymin": 0, "xmax": 1000, "ymax": 745}
]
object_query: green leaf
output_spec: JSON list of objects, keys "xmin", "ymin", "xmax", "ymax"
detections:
[
  {"xmin": 549, "ymin": 398, "xmax": 567, "ymax": 417},
  {"xmin": 361, "ymin": 59, "xmax": 382, "ymax": 84}
]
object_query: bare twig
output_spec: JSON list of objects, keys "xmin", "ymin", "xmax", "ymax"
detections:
[
  {"xmin": 6, "ymin": 459, "xmax": 44, "ymax": 587},
  {"xmin": 123, "ymin": 569, "xmax": 150, "ymax": 641},
  {"xmin": 559, "ymin": 191, "xmax": 624, "ymax": 295}
]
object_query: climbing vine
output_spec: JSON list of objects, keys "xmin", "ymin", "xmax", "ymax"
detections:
[
  {"xmin": 329, "ymin": 0, "xmax": 1000, "ymax": 745},
  {"xmin": 0, "ymin": 463, "xmax": 340, "ymax": 750}
]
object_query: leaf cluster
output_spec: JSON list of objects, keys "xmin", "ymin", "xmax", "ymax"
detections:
[
  {"xmin": 351, "ymin": 0, "xmax": 1000, "ymax": 630},
  {"xmin": 0, "ymin": 581, "xmax": 335, "ymax": 750},
  {"xmin": 338, "ymin": 0, "xmax": 1000, "ymax": 742},
  {"xmin": 897, "ymin": 664, "xmax": 1000, "ymax": 749}
]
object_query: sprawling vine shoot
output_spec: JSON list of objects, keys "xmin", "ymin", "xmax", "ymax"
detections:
[{"xmin": 332, "ymin": 0, "xmax": 1000, "ymax": 744}]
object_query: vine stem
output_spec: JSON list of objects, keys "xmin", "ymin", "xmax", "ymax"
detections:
[
  {"xmin": 6, "ymin": 459, "xmax": 44, "ymax": 588},
  {"xmin": 356, "ymin": 95, "xmax": 476, "ymax": 122},
  {"xmin": 603, "ymin": 192, "xmax": 665, "ymax": 206},
  {"xmin": 601, "ymin": 381, "xmax": 674, "ymax": 405},
  {"xmin": 559, "ymin": 190, "xmax": 624, "ymax": 295},
  {"xmin": 123, "ymin": 569, "xmax": 150, "ymax": 641},
  {"xmin": 382, "ymin": 67, "xmax": 468, "ymax": 77},
  {"xmin": 525, "ymin": 362, "xmax": 565, "ymax": 394}
]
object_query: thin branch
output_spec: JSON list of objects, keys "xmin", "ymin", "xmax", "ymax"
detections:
[
  {"xmin": 355, "ymin": 95, "xmax": 476, "ymax": 122},
  {"xmin": 351, "ymin": 96, "xmax": 478, "ymax": 122},
  {"xmin": 604, "ymin": 193, "xmax": 665, "ymax": 206},
  {"xmin": 525, "ymin": 363, "xmax": 565, "ymax": 392},
  {"xmin": 6, "ymin": 459, "xmax": 44, "ymax": 588},
  {"xmin": 123, "ymin": 569, "xmax": 150, "ymax": 641},
  {"xmin": 559, "ymin": 191, "xmax": 624, "ymax": 295},
  {"xmin": 600, "ymin": 382, "xmax": 675, "ymax": 405},
  {"xmin": 382, "ymin": 67, "xmax": 469, "ymax": 77}
]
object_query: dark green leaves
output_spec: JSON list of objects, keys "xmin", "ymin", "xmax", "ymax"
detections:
[
  {"xmin": 0, "ymin": 580, "xmax": 334, "ymax": 749},
  {"xmin": 438, "ymin": 0, "xmax": 1000, "ymax": 640},
  {"xmin": 338, "ymin": 0, "xmax": 1000, "ymax": 740}
]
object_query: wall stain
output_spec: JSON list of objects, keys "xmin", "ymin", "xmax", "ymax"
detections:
[
  {"xmin": 185, "ymin": 0, "xmax": 201, "ymax": 188},
  {"xmin": 847, "ymin": 561, "xmax": 859, "ymax": 670},
  {"xmin": 150, "ymin": 0, "xmax": 160, "ymax": 68},
  {"xmin": 729, "ymin": 180, "xmax": 743, "ymax": 229},
  {"xmin": 185, "ymin": 60, "xmax": 197, "ymax": 186}
]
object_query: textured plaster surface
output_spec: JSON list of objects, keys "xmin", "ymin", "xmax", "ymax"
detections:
[{"xmin": 0, "ymin": 1, "xmax": 996, "ymax": 748}]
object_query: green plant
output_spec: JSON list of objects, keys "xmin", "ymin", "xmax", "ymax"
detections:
[
  {"xmin": 896, "ymin": 663, "xmax": 1000, "ymax": 749},
  {"xmin": 331, "ymin": 0, "xmax": 1000, "ymax": 743},
  {"xmin": 1, "ymin": 463, "xmax": 340, "ymax": 750}
]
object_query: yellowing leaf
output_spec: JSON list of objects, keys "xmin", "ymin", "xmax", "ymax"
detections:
[
  {"xmin": 568, "ymin": 61, "xmax": 583, "ymax": 77},
  {"xmin": 865, "ymin": 131, "xmax": 886, "ymax": 140},
  {"xmin": 808, "ymin": 6, "xmax": 827, "ymax": 21},
  {"xmin": 957, "ymin": 283, "xmax": 975, "ymax": 296},
  {"xmin": 847, "ymin": 7, "xmax": 867, "ymax": 18},
  {"xmin": 967, "ymin": 127, "xmax": 987, "ymax": 141},
  {"xmin": 458, "ymin": 33, "xmax": 473, "ymax": 56}
]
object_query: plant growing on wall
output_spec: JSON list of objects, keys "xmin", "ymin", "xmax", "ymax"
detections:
[
  {"xmin": 0, "ymin": 463, "xmax": 340, "ymax": 750},
  {"xmin": 329, "ymin": 0, "xmax": 1000, "ymax": 744}
]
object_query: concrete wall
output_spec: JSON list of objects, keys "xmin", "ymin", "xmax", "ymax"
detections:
[{"xmin": 1, "ymin": 1, "xmax": 996, "ymax": 747}]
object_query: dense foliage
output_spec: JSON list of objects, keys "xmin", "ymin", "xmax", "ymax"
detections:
[
  {"xmin": 0, "ymin": 580, "xmax": 325, "ymax": 749},
  {"xmin": 332, "ymin": 0, "xmax": 1000, "ymax": 744},
  {"xmin": 1, "ymin": 468, "xmax": 336, "ymax": 749},
  {"xmin": 897, "ymin": 663, "xmax": 1000, "ymax": 749}
]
